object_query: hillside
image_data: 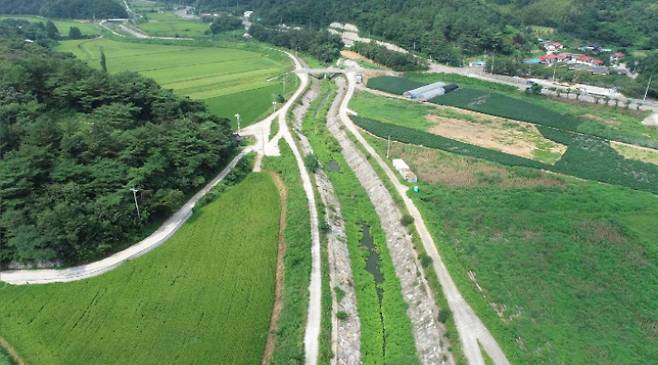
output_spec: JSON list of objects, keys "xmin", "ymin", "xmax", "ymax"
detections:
[
  {"xmin": 0, "ymin": 0, "xmax": 127, "ymax": 19},
  {"xmin": 185, "ymin": 0, "xmax": 657, "ymax": 64},
  {"xmin": 0, "ymin": 38, "xmax": 236, "ymax": 266}
]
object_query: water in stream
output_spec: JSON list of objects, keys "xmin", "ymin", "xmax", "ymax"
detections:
[{"xmin": 360, "ymin": 223, "xmax": 386, "ymax": 357}]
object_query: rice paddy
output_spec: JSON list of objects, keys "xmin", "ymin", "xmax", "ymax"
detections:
[
  {"xmin": 0, "ymin": 173, "xmax": 281, "ymax": 365},
  {"xmin": 57, "ymin": 38, "xmax": 294, "ymax": 127}
]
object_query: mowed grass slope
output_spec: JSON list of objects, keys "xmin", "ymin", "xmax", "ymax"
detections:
[
  {"xmin": 57, "ymin": 38, "xmax": 293, "ymax": 127},
  {"xmin": 0, "ymin": 173, "xmax": 280, "ymax": 365}
]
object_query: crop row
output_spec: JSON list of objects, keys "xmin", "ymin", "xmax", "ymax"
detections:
[{"xmin": 366, "ymin": 76, "xmax": 426, "ymax": 95}]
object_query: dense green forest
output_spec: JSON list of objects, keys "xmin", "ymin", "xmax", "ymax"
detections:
[
  {"xmin": 0, "ymin": 0, "xmax": 127, "ymax": 19},
  {"xmin": 180, "ymin": 0, "xmax": 657, "ymax": 64},
  {"xmin": 0, "ymin": 37, "xmax": 236, "ymax": 265}
]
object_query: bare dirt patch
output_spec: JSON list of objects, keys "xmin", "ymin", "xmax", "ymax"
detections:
[
  {"xmin": 610, "ymin": 141, "xmax": 658, "ymax": 165},
  {"xmin": 426, "ymin": 114, "xmax": 567, "ymax": 164},
  {"xmin": 582, "ymin": 113, "xmax": 620, "ymax": 127}
]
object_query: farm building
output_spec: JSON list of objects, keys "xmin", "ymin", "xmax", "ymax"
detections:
[
  {"xmin": 403, "ymin": 82, "xmax": 458, "ymax": 101},
  {"xmin": 392, "ymin": 159, "xmax": 417, "ymax": 183}
]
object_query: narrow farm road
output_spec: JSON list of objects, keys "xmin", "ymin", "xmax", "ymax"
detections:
[
  {"xmin": 292, "ymin": 77, "xmax": 362, "ymax": 365},
  {"xmin": 338, "ymin": 71, "xmax": 511, "ymax": 365},
  {"xmin": 268, "ymin": 53, "xmax": 325, "ymax": 365},
  {"xmin": 0, "ymin": 150, "xmax": 249, "ymax": 285}
]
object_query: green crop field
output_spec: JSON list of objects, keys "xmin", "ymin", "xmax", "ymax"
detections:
[
  {"xmin": 138, "ymin": 12, "xmax": 210, "ymax": 38},
  {"xmin": 0, "ymin": 173, "xmax": 281, "ymax": 365},
  {"xmin": 354, "ymin": 115, "xmax": 658, "ymax": 194},
  {"xmin": 366, "ymin": 75, "xmax": 425, "ymax": 95},
  {"xmin": 360, "ymin": 77, "xmax": 658, "ymax": 194},
  {"xmin": 57, "ymin": 38, "xmax": 294, "ymax": 128},
  {"xmin": 0, "ymin": 15, "xmax": 101, "ymax": 36},
  {"xmin": 366, "ymin": 136, "xmax": 658, "ymax": 365},
  {"xmin": 405, "ymin": 73, "xmax": 658, "ymax": 149}
]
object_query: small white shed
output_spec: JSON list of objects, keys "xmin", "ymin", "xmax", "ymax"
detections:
[{"xmin": 392, "ymin": 159, "xmax": 417, "ymax": 183}]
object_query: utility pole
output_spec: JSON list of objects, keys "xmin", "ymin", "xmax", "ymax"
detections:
[
  {"xmin": 129, "ymin": 187, "xmax": 141, "ymax": 220},
  {"xmin": 643, "ymin": 73, "xmax": 653, "ymax": 102},
  {"xmin": 552, "ymin": 62, "xmax": 557, "ymax": 82},
  {"xmin": 234, "ymin": 113, "xmax": 241, "ymax": 133},
  {"xmin": 386, "ymin": 135, "xmax": 391, "ymax": 159},
  {"xmin": 490, "ymin": 52, "xmax": 495, "ymax": 74}
]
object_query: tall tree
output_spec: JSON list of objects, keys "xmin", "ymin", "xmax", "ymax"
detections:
[
  {"xmin": 45, "ymin": 20, "xmax": 59, "ymax": 39},
  {"xmin": 100, "ymin": 47, "xmax": 107, "ymax": 73},
  {"xmin": 68, "ymin": 26, "xmax": 82, "ymax": 39}
]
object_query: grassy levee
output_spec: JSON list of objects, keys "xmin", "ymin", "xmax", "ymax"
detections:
[
  {"xmin": 57, "ymin": 38, "xmax": 294, "ymax": 128},
  {"xmin": 0, "ymin": 172, "xmax": 281, "ymax": 364},
  {"xmin": 366, "ymin": 136, "xmax": 658, "ymax": 364},
  {"xmin": 263, "ymin": 142, "xmax": 313, "ymax": 364},
  {"xmin": 304, "ymin": 81, "xmax": 420, "ymax": 364},
  {"xmin": 316, "ymin": 179, "xmax": 334, "ymax": 365}
]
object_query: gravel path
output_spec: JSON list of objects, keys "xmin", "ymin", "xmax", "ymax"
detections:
[
  {"xmin": 329, "ymin": 77, "xmax": 453, "ymax": 365},
  {"xmin": 293, "ymin": 78, "xmax": 362, "ymax": 365},
  {"xmin": 339, "ymin": 72, "xmax": 511, "ymax": 365}
]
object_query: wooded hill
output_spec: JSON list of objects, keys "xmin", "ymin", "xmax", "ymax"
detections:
[
  {"xmin": 185, "ymin": 0, "xmax": 658, "ymax": 65},
  {"xmin": 0, "ymin": 37, "xmax": 236, "ymax": 266},
  {"xmin": 0, "ymin": 0, "xmax": 127, "ymax": 19}
]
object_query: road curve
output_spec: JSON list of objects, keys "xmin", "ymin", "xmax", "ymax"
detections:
[
  {"xmin": 338, "ymin": 72, "xmax": 511, "ymax": 365},
  {"xmin": 273, "ymin": 53, "xmax": 323, "ymax": 365},
  {"xmin": 0, "ymin": 150, "xmax": 248, "ymax": 285}
]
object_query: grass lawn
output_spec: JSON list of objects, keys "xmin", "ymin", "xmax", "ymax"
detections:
[
  {"xmin": 367, "ymin": 137, "xmax": 658, "ymax": 364},
  {"xmin": 0, "ymin": 15, "xmax": 101, "ymax": 36},
  {"xmin": 0, "ymin": 173, "xmax": 281, "ymax": 365},
  {"xmin": 138, "ymin": 12, "xmax": 210, "ymax": 38},
  {"xmin": 57, "ymin": 38, "xmax": 293, "ymax": 127}
]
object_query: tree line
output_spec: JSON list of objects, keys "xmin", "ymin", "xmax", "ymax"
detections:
[
  {"xmin": 0, "ymin": 0, "xmax": 127, "ymax": 19},
  {"xmin": 0, "ymin": 36, "xmax": 236, "ymax": 266},
  {"xmin": 351, "ymin": 42, "xmax": 427, "ymax": 71},
  {"xmin": 177, "ymin": 0, "xmax": 657, "ymax": 66},
  {"xmin": 249, "ymin": 23, "xmax": 343, "ymax": 64}
]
